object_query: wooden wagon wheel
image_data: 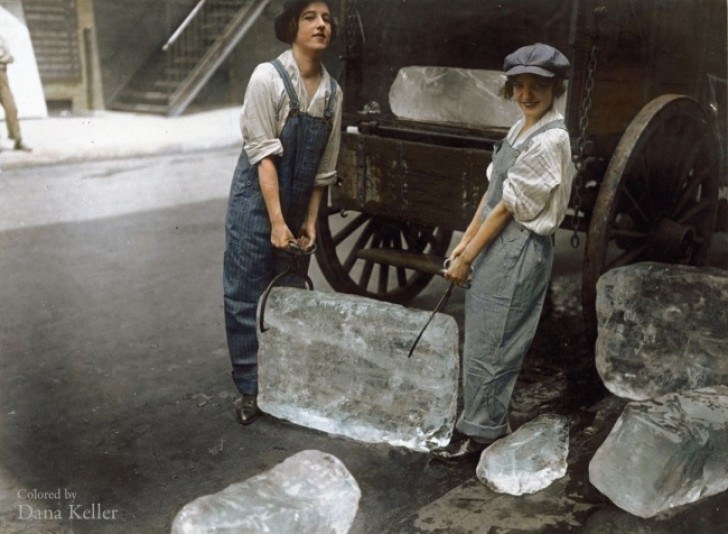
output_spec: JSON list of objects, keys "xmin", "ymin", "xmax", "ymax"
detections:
[
  {"xmin": 316, "ymin": 193, "xmax": 453, "ymax": 304},
  {"xmin": 582, "ymin": 94, "xmax": 721, "ymax": 340}
]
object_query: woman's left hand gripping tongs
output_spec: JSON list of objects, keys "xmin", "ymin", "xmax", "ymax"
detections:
[
  {"xmin": 259, "ymin": 242, "xmax": 317, "ymax": 333},
  {"xmin": 407, "ymin": 259, "xmax": 472, "ymax": 358}
]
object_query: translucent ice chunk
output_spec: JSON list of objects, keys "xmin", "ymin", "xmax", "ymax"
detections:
[
  {"xmin": 257, "ymin": 288, "xmax": 459, "ymax": 452},
  {"xmin": 596, "ymin": 263, "xmax": 728, "ymax": 401},
  {"xmin": 476, "ymin": 414, "xmax": 569, "ymax": 495},
  {"xmin": 389, "ymin": 66, "xmax": 566, "ymax": 129},
  {"xmin": 389, "ymin": 66, "xmax": 518, "ymax": 129},
  {"xmin": 589, "ymin": 386, "xmax": 728, "ymax": 518},
  {"xmin": 171, "ymin": 450, "xmax": 360, "ymax": 534}
]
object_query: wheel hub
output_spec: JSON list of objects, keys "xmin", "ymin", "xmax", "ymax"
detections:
[{"xmin": 653, "ymin": 218, "xmax": 694, "ymax": 261}]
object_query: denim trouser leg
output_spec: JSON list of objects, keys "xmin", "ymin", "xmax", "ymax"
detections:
[
  {"xmin": 456, "ymin": 225, "xmax": 552, "ymax": 441},
  {"xmin": 223, "ymin": 153, "xmax": 273, "ymax": 396}
]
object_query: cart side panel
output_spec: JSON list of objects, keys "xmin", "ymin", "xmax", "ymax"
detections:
[
  {"xmin": 333, "ymin": 133, "xmax": 490, "ymax": 230},
  {"xmin": 577, "ymin": 0, "xmax": 727, "ymax": 162}
]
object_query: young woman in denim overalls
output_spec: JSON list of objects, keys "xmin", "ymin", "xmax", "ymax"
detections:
[
  {"xmin": 432, "ymin": 43, "xmax": 573, "ymax": 462},
  {"xmin": 223, "ymin": 1, "xmax": 342, "ymax": 425}
]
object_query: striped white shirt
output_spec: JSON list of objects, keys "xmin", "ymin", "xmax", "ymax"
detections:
[
  {"xmin": 239, "ymin": 49, "xmax": 343, "ymax": 186},
  {"xmin": 496, "ymin": 107, "xmax": 574, "ymax": 235}
]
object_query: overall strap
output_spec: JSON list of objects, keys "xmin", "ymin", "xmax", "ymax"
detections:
[
  {"xmin": 518, "ymin": 119, "xmax": 567, "ymax": 150},
  {"xmin": 270, "ymin": 59, "xmax": 300, "ymax": 114},
  {"xmin": 324, "ymin": 76, "xmax": 337, "ymax": 120}
]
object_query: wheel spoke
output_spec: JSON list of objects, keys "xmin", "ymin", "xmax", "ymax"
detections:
[
  {"xmin": 675, "ymin": 133, "xmax": 703, "ymax": 182},
  {"xmin": 378, "ymin": 261, "xmax": 389, "ymax": 294},
  {"xmin": 332, "ymin": 213, "xmax": 370, "ymax": 247},
  {"xmin": 391, "ymin": 233, "xmax": 408, "ymax": 287},
  {"xmin": 396, "ymin": 266, "xmax": 408, "ymax": 287},
  {"xmin": 673, "ymin": 167, "xmax": 708, "ymax": 216},
  {"xmin": 359, "ymin": 259, "xmax": 374, "ymax": 288},
  {"xmin": 637, "ymin": 155, "xmax": 658, "ymax": 220},
  {"xmin": 402, "ymin": 227, "xmax": 419, "ymax": 251},
  {"xmin": 622, "ymin": 186, "xmax": 651, "ymax": 223},
  {"xmin": 677, "ymin": 198, "xmax": 713, "ymax": 225},
  {"xmin": 342, "ymin": 222, "xmax": 375, "ymax": 272}
]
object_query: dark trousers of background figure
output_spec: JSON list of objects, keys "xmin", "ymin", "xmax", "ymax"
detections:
[{"xmin": 0, "ymin": 68, "xmax": 21, "ymax": 142}]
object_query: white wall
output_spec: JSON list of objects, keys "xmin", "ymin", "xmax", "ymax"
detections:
[{"xmin": 0, "ymin": 1, "xmax": 47, "ymax": 119}]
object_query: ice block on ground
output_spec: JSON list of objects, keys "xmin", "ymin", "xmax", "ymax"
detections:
[
  {"xmin": 596, "ymin": 262, "xmax": 728, "ymax": 400},
  {"xmin": 257, "ymin": 287, "xmax": 459, "ymax": 452},
  {"xmin": 171, "ymin": 450, "xmax": 360, "ymax": 534},
  {"xmin": 476, "ymin": 414, "xmax": 570, "ymax": 495},
  {"xmin": 589, "ymin": 386, "xmax": 728, "ymax": 518}
]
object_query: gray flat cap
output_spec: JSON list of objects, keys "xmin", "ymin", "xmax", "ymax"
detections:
[{"xmin": 504, "ymin": 43, "xmax": 570, "ymax": 78}]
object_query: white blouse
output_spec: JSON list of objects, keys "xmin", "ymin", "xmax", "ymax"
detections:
[
  {"xmin": 496, "ymin": 107, "xmax": 574, "ymax": 235},
  {"xmin": 240, "ymin": 49, "xmax": 343, "ymax": 186}
]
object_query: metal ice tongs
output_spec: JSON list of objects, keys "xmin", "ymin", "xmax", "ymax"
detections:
[
  {"xmin": 407, "ymin": 258, "xmax": 472, "ymax": 358},
  {"xmin": 258, "ymin": 242, "xmax": 316, "ymax": 333}
]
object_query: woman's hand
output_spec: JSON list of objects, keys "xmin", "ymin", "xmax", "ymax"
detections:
[
  {"xmin": 271, "ymin": 222, "xmax": 295, "ymax": 249},
  {"xmin": 444, "ymin": 255, "xmax": 472, "ymax": 287},
  {"xmin": 297, "ymin": 221, "xmax": 317, "ymax": 251}
]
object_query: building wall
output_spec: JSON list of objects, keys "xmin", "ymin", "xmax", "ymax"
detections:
[
  {"xmin": 92, "ymin": 0, "xmax": 197, "ymax": 103},
  {"xmin": 0, "ymin": 0, "xmax": 47, "ymax": 118}
]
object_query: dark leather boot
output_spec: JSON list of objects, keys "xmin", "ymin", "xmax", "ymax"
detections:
[
  {"xmin": 430, "ymin": 431, "xmax": 490, "ymax": 463},
  {"xmin": 234, "ymin": 394, "xmax": 261, "ymax": 425}
]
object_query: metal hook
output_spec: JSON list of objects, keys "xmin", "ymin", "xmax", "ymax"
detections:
[
  {"xmin": 407, "ymin": 259, "xmax": 472, "ymax": 358},
  {"xmin": 258, "ymin": 243, "xmax": 316, "ymax": 333}
]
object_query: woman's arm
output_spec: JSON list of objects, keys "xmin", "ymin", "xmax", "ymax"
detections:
[
  {"xmin": 258, "ymin": 156, "xmax": 295, "ymax": 248},
  {"xmin": 451, "ymin": 192, "xmax": 489, "ymax": 259},
  {"xmin": 297, "ymin": 184, "xmax": 326, "ymax": 250},
  {"xmin": 445, "ymin": 200, "xmax": 512, "ymax": 286}
]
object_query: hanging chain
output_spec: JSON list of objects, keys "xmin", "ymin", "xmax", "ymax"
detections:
[
  {"xmin": 570, "ymin": 44, "xmax": 598, "ymax": 248},
  {"xmin": 344, "ymin": 0, "xmax": 360, "ymax": 58}
]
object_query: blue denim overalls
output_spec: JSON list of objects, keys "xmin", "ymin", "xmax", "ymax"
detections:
[
  {"xmin": 456, "ymin": 120, "xmax": 566, "ymax": 441},
  {"xmin": 223, "ymin": 59, "xmax": 337, "ymax": 395}
]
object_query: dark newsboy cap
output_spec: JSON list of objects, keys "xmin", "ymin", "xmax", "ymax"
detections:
[{"xmin": 504, "ymin": 43, "xmax": 570, "ymax": 78}]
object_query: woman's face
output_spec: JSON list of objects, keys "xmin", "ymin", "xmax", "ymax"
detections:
[
  {"xmin": 512, "ymin": 74, "xmax": 555, "ymax": 123},
  {"xmin": 294, "ymin": 2, "xmax": 333, "ymax": 51}
]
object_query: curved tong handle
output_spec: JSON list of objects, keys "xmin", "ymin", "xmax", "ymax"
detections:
[
  {"xmin": 440, "ymin": 258, "xmax": 473, "ymax": 289},
  {"xmin": 258, "ymin": 242, "xmax": 317, "ymax": 333},
  {"xmin": 407, "ymin": 259, "xmax": 473, "ymax": 358}
]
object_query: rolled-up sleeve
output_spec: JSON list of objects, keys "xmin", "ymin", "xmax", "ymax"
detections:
[
  {"xmin": 314, "ymin": 85, "xmax": 343, "ymax": 186},
  {"xmin": 241, "ymin": 64, "xmax": 283, "ymax": 165},
  {"xmin": 502, "ymin": 132, "xmax": 565, "ymax": 222}
]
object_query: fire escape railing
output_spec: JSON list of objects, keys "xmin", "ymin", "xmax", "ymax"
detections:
[{"xmin": 160, "ymin": 0, "xmax": 270, "ymax": 116}]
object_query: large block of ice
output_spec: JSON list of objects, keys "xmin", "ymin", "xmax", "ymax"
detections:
[
  {"xmin": 389, "ymin": 66, "xmax": 520, "ymax": 129},
  {"xmin": 596, "ymin": 262, "xmax": 728, "ymax": 400},
  {"xmin": 171, "ymin": 450, "xmax": 360, "ymax": 534},
  {"xmin": 476, "ymin": 414, "xmax": 569, "ymax": 495},
  {"xmin": 589, "ymin": 386, "xmax": 728, "ymax": 518},
  {"xmin": 257, "ymin": 288, "xmax": 459, "ymax": 452}
]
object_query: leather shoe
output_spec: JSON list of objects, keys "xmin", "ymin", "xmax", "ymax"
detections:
[
  {"xmin": 13, "ymin": 140, "xmax": 31, "ymax": 151},
  {"xmin": 430, "ymin": 431, "xmax": 491, "ymax": 463},
  {"xmin": 234, "ymin": 394, "xmax": 261, "ymax": 425}
]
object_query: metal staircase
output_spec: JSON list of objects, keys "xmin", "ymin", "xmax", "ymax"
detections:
[
  {"xmin": 23, "ymin": 0, "xmax": 82, "ymax": 84},
  {"xmin": 109, "ymin": 0, "xmax": 269, "ymax": 116}
]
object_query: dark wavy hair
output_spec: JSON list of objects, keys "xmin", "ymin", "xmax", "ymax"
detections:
[
  {"xmin": 500, "ymin": 76, "xmax": 567, "ymax": 100},
  {"xmin": 276, "ymin": 0, "xmax": 338, "ymax": 45}
]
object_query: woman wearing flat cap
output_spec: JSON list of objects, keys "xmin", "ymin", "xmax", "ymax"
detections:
[
  {"xmin": 432, "ymin": 43, "xmax": 573, "ymax": 462},
  {"xmin": 223, "ymin": 0, "xmax": 342, "ymax": 425}
]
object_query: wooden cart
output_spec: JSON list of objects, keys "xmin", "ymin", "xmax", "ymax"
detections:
[{"xmin": 314, "ymin": 0, "xmax": 727, "ymax": 338}]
